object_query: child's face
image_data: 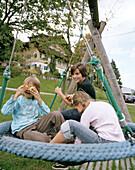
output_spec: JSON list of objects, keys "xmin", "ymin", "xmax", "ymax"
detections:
[
  {"xmin": 72, "ymin": 69, "xmax": 83, "ymax": 84},
  {"xmin": 73, "ymin": 102, "xmax": 85, "ymax": 114},
  {"xmin": 23, "ymin": 83, "xmax": 34, "ymax": 99}
]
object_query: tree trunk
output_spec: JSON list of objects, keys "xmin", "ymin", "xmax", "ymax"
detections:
[{"xmin": 88, "ymin": 19, "xmax": 131, "ymax": 122}]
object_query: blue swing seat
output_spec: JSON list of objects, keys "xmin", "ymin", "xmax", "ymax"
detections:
[{"xmin": 0, "ymin": 121, "xmax": 135, "ymax": 163}]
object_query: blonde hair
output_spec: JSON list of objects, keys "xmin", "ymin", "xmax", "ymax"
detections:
[
  {"xmin": 23, "ymin": 76, "xmax": 40, "ymax": 92},
  {"xmin": 72, "ymin": 91, "xmax": 90, "ymax": 107}
]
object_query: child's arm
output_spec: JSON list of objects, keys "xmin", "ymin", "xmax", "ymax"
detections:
[
  {"xmin": 39, "ymin": 101, "xmax": 50, "ymax": 116},
  {"xmin": 29, "ymin": 86, "xmax": 50, "ymax": 115},
  {"xmin": 1, "ymin": 85, "xmax": 25, "ymax": 115},
  {"xmin": 1, "ymin": 95, "xmax": 16, "ymax": 115},
  {"xmin": 55, "ymin": 87, "xmax": 72, "ymax": 106},
  {"xmin": 13, "ymin": 85, "xmax": 25, "ymax": 100}
]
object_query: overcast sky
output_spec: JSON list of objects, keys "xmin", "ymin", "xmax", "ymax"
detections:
[
  {"xmin": 70, "ymin": 0, "xmax": 135, "ymax": 90},
  {"xmin": 18, "ymin": 0, "xmax": 135, "ymax": 90},
  {"xmin": 98, "ymin": 0, "xmax": 135, "ymax": 90}
]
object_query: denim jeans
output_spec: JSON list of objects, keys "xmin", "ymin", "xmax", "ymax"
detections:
[
  {"xmin": 61, "ymin": 120, "xmax": 113, "ymax": 144},
  {"xmin": 61, "ymin": 109, "xmax": 81, "ymax": 122}
]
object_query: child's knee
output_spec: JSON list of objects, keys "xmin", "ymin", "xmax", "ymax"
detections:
[
  {"xmin": 51, "ymin": 111, "xmax": 61, "ymax": 116},
  {"xmin": 51, "ymin": 111, "xmax": 64, "ymax": 120},
  {"xmin": 68, "ymin": 120, "xmax": 77, "ymax": 128}
]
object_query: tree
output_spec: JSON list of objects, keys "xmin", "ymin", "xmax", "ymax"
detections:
[
  {"xmin": 48, "ymin": 57, "xmax": 56, "ymax": 75},
  {"xmin": 0, "ymin": 24, "xmax": 14, "ymax": 62},
  {"xmin": 0, "ymin": 0, "xmax": 89, "ymax": 63},
  {"xmin": 0, "ymin": 0, "xmax": 89, "ymax": 37},
  {"xmin": 30, "ymin": 34, "xmax": 70, "ymax": 62},
  {"xmin": 111, "ymin": 59, "xmax": 122, "ymax": 89},
  {"xmin": 0, "ymin": 1, "xmax": 64, "ymax": 32}
]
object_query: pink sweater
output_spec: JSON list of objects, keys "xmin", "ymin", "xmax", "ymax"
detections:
[{"xmin": 75, "ymin": 101, "xmax": 125, "ymax": 144}]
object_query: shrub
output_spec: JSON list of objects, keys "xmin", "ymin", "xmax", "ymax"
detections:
[
  {"xmin": 22, "ymin": 68, "xmax": 30, "ymax": 74},
  {"xmin": 53, "ymin": 70, "xmax": 61, "ymax": 78},
  {"xmin": 44, "ymin": 72, "xmax": 52, "ymax": 79},
  {"xmin": 29, "ymin": 69, "xmax": 39, "ymax": 75},
  {"xmin": 0, "ymin": 66, "xmax": 6, "ymax": 75},
  {"xmin": 11, "ymin": 65, "xmax": 22, "ymax": 77}
]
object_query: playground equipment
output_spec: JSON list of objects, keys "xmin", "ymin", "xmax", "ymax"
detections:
[{"xmin": 0, "ymin": 0, "xmax": 135, "ymax": 165}]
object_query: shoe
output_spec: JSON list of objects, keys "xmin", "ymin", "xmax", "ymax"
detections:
[
  {"xmin": 47, "ymin": 128, "xmax": 57, "ymax": 139},
  {"xmin": 52, "ymin": 162, "xmax": 68, "ymax": 169}
]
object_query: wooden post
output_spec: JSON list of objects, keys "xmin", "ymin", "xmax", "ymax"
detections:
[
  {"xmin": 98, "ymin": 21, "xmax": 106, "ymax": 35},
  {"xmin": 88, "ymin": 19, "xmax": 132, "ymax": 122}
]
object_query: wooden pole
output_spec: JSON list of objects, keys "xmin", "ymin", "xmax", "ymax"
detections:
[{"xmin": 88, "ymin": 19, "xmax": 132, "ymax": 122}]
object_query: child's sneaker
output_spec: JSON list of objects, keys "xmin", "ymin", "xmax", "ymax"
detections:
[{"xmin": 52, "ymin": 162, "xmax": 68, "ymax": 169}]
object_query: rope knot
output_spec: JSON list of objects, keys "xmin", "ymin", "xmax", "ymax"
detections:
[{"xmin": 3, "ymin": 66, "xmax": 11, "ymax": 80}]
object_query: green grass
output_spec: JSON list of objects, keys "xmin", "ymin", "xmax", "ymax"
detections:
[
  {"xmin": 127, "ymin": 105, "xmax": 135, "ymax": 122},
  {"xmin": 0, "ymin": 151, "xmax": 55, "ymax": 170},
  {"xmin": 0, "ymin": 75, "xmax": 135, "ymax": 170},
  {"xmin": 0, "ymin": 75, "xmax": 67, "ymax": 94}
]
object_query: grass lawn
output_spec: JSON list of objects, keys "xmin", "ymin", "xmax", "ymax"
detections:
[
  {"xmin": 127, "ymin": 104, "xmax": 135, "ymax": 122},
  {"xmin": 0, "ymin": 75, "xmax": 135, "ymax": 170}
]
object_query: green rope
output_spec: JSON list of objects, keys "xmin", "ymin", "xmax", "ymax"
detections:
[
  {"xmin": 0, "ymin": 66, "xmax": 11, "ymax": 109},
  {"xmin": 0, "ymin": 0, "xmax": 27, "ymax": 110},
  {"xmin": 49, "ymin": 71, "xmax": 67, "ymax": 109},
  {"xmin": 87, "ymin": 58, "xmax": 134, "ymax": 140}
]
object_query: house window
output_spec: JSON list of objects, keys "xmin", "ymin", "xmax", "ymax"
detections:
[
  {"xmin": 44, "ymin": 66, "xmax": 48, "ymax": 70},
  {"xmin": 35, "ymin": 53, "xmax": 37, "ymax": 58},
  {"xmin": 42, "ymin": 54, "xmax": 45, "ymax": 58},
  {"xmin": 40, "ymin": 54, "xmax": 42, "ymax": 58}
]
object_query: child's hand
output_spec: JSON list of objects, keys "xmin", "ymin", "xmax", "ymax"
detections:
[
  {"xmin": 55, "ymin": 87, "xmax": 62, "ymax": 95},
  {"xmin": 13, "ymin": 85, "xmax": 25, "ymax": 100},
  {"xmin": 29, "ymin": 86, "xmax": 42, "ymax": 105},
  {"xmin": 29, "ymin": 86, "xmax": 39, "ymax": 99},
  {"xmin": 66, "ymin": 94, "xmax": 73, "ymax": 102}
]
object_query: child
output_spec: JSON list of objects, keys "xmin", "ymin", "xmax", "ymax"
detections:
[
  {"xmin": 55, "ymin": 62, "xmax": 96, "ymax": 121},
  {"xmin": 1, "ymin": 76, "xmax": 64, "ymax": 142},
  {"xmin": 50, "ymin": 91, "xmax": 125, "ymax": 144}
]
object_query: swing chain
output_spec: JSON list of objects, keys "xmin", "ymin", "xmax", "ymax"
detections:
[
  {"xmin": 80, "ymin": 0, "xmax": 85, "ymax": 39},
  {"xmin": 126, "ymin": 131, "xmax": 135, "ymax": 146}
]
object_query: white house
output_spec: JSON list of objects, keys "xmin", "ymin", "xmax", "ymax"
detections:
[
  {"xmin": 28, "ymin": 53, "xmax": 68, "ymax": 76},
  {"xmin": 16, "ymin": 34, "xmax": 70, "ymax": 77}
]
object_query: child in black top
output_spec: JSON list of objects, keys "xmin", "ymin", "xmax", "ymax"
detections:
[{"xmin": 55, "ymin": 62, "xmax": 96, "ymax": 121}]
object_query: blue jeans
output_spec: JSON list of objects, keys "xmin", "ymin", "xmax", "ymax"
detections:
[
  {"xmin": 61, "ymin": 120, "xmax": 113, "ymax": 144},
  {"xmin": 61, "ymin": 109, "xmax": 81, "ymax": 122}
]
